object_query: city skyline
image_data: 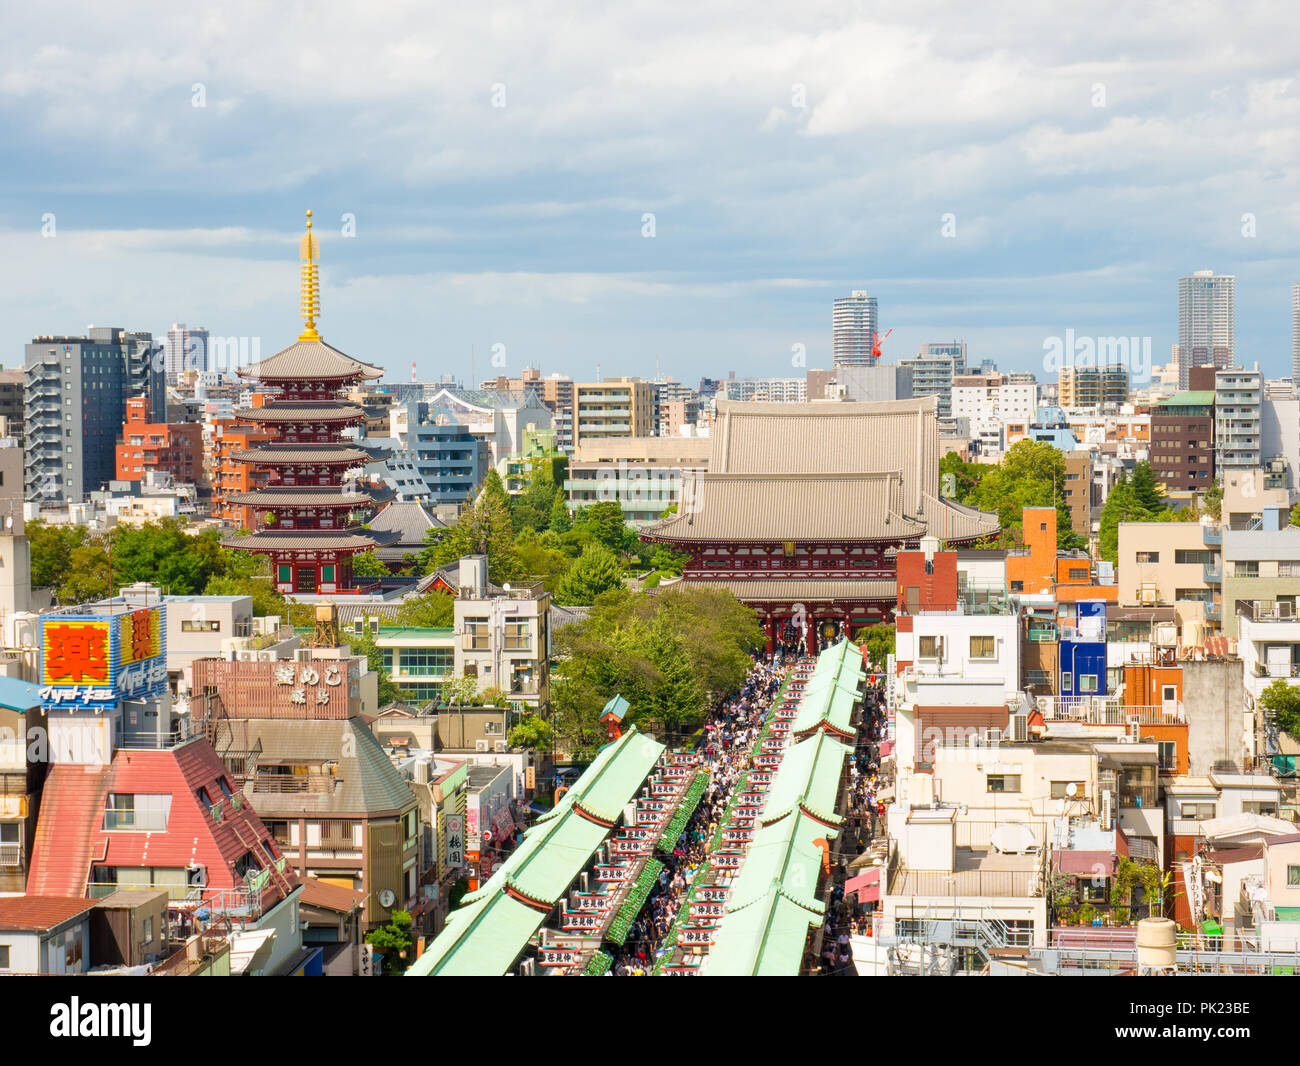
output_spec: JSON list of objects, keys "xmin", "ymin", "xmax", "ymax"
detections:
[{"xmin": 3, "ymin": 4, "xmax": 1300, "ymax": 382}]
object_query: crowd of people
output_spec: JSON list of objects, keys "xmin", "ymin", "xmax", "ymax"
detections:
[
  {"xmin": 608, "ymin": 652, "xmax": 789, "ymax": 975},
  {"xmin": 604, "ymin": 647, "xmax": 894, "ymax": 977},
  {"xmin": 815, "ymin": 675, "xmax": 891, "ymax": 974}
]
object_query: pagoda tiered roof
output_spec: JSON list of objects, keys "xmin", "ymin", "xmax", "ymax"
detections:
[
  {"xmin": 230, "ymin": 443, "xmax": 373, "ymax": 465},
  {"xmin": 221, "ymin": 528, "xmax": 399, "ymax": 553},
  {"xmin": 236, "ymin": 339, "xmax": 382, "ymax": 383},
  {"xmin": 225, "ymin": 486, "xmax": 378, "ymax": 509},
  {"xmin": 231, "ymin": 402, "xmax": 366, "ymax": 424}
]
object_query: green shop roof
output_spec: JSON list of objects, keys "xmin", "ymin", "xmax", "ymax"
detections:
[
  {"xmin": 790, "ymin": 680, "xmax": 860, "ymax": 738},
  {"xmin": 703, "ymin": 811, "xmax": 831, "ymax": 977},
  {"xmin": 761, "ymin": 732, "xmax": 854, "ymax": 827},
  {"xmin": 1157, "ymin": 391, "xmax": 1215, "ymax": 407},
  {"xmin": 408, "ymin": 726, "xmax": 666, "ymax": 976}
]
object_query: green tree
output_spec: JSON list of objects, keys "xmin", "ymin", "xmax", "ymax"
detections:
[
  {"xmin": 1097, "ymin": 478, "xmax": 1153, "ymax": 564},
  {"xmin": 427, "ymin": 472, "xmax": 522, "ymax": 584},
  {"xmin": 28, "ymin": 521, "xmax": 89, "ymax": 590},
  {"xmin": 852, "ymin": 624, "xmax": 896, "ymax": 669},
  {"xmin": 569, "ymin": 501, "xmax": 628, "ymax": 553},
  {"xmin": 111, "ymin": 521, "xmax": 225, "ymax": 594},
  {"xmin": 203, "ymin": 574, "xmax": 287, "ymax": 618},
  {"xmin": 393, "ymin": 589, "xmax": 455, "ymax": 628},
  {"xmin": 507, "ymin": 712, "xmax": 555, "ymax": 752},
  {"xmin": 1260, "ymin": 679, "xmax": 1300, "ymax": 739},
  {"xmin": 651, "ymin": 545, "xmax": 690, "ymax": 576},
  {"xmin": 1204, "ymin": 479, "xmax": 1223, "ymax": 521},
  {"xmin": 939, "ymin": 451, "xmax": 984, "ymax": 503},
  {"xmin": 350, "ymin": 550, "xmax": 389, "ymax": 578},
  {"xmin": 555, "ymin": 542, "xmax": 625, "ymax": 605},
  {"xmin": 549, "ymin": 493, "xmax": 571, "ymax": 533},
  {"xmin": 365, "ymin": 910, "xmax": 414, "ymax": 975},
  {"xmin": 57, "ymin": 542, "xmax": 113, "ymax": 604},
  {"xmin": 1128, "ymin": 461, "xmax": 1167, "ymax": 514},
  {"xmin": 969, "ymin": 440, "xmax": 1076, "ymax": 548},
  {"xmin": 1290, "ymin": 500, "xmax": 1300, "ymax": 529}
]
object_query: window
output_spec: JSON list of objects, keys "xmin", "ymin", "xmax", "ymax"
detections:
[
  {"xmin": 180, "ymin": 619, "xmax": 220, "ymax": 632},
  {"xmin": 1157, "ymin": 741, "xmax": 1177, "ymax": 771},
  {"xmin": 484, "ymin": 720, "xmax": 503, "ymax": 735},
  {"xmin": 463, "ymin": 619, "xmax": 490, "ymax": 651},
  {"xmin": 504, "ymin": 620, "xmax": 530, "ymax": 651},
  {"xmin": 1243, "ymin": 800, "xmax": 1278, "ymax": 817},
  {"xmin": 1176, "ymin": 588, "xmax": 1212, "ymax": 602},
  {"xmin": 1288, "ymin": 865, "xmax": 1300, "ymax": 887},
  {"xmin": 1079, "ymin": 674, "xmax": 1098, "ymax": 693},
  {"xmin": 1050, "ymin": 781, "xmax": 1085, "ymax": 799},
  {"xmin": 918, "ymin": 636, "xmax": 941, "ymax": 659},
  {"xmin": 141, "ymin": 916, "xmax": 153, "ymax": 944},
  {"xmin": 1234, "ymin": 562, "xmax": 1259, "ymax": 578},
  {"xmin": 0, "ymin": 945, "xmax": 8, "ymax": 969},
  {"xmin": 1068, "ymin": 567, "xmax": 1088, "ymax": 581},
  {"xmin": 1180, "ymin": 802, "xmax": 1215, "ymax": 820},
  {"xmin": 987, "ymin": 774, "xmax": 1021, "ymax": 793},
  {"xmin": 969, "ymin": 635, "xmax": 996, "ymax": 659},
  {"xmin": 1062, "ymin": 672, "xmax": 1072, "ymax": 692},
  {"xmin": 1175, "ymin": 549, "xmax": 1213, "ymax": 565},
  {"xmin": 1136, "ymin": 551, "xmax": 1159, "ymax": 563},
  {"xmin": 399, "ymin": 647, "xmax": 453, "ymax": 676}
]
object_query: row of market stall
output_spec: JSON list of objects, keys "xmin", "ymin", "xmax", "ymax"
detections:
[
  {"xmin": 657, "ymin": 640, "xmax": 867, "ymax": 976},
  {"xmin": 408, "ymin": 726, "xmax": 705, "ymax": 976}
]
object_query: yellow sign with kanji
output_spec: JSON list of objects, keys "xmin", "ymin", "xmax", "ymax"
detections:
[
  {"xmin": 118, "ymin": 608, "xmax": 162, "ymax": 665},
  {"xmin": 43, "ymin": 620, "xmax": 111, "ymax": 686}
]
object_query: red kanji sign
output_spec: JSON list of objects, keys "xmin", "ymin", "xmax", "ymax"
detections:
[{"xmin": 43, "ymin": 622, "xmax": 110, "ymax": 685}]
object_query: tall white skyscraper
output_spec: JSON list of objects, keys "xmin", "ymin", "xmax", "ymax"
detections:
[
  {"xmin": 165, "ymin": 322, "xmax": 210, "ymax": 384},
  {"xmin": 1292, "ymin": 284, "xmax": 1300, "ymax": 391},
  {"xmin": 833, "ymin": 290, "xmax": 879, "ymax": 367},
  {"xmin": 1177, "ymin": 271, "xmax": 1234, "ymax": 389}
]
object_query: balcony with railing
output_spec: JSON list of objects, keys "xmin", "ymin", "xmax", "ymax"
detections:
[
  {"xmin": 1203, "ymin": 525, "xmax": 1223, "ymax": 546},
  {"xmin": 1035, "ymin": 695, "xmax": 1185, "ymax": 725},
  {"xmin": 888, "ymin": 850, "xmax": 1042, "ymax": 899}
]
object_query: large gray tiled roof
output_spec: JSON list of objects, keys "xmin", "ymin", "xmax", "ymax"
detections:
[{"xmin": 238, "ymin": 717, "xmax": 416, "ymax": 817}]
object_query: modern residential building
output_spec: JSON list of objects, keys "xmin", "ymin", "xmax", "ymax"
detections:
[
  {"xmin": 1214, "ymin": 367, "xmax": 1263, "ymax": 473},
  {"xmin": 24, "ymin": 328, "xmax": 162, "ymax": 503},
  {"xmin": 900, "ymin": 342, "xmax": 966, "ymax": 419},
  {"xmin": 565, "ymin": 436, "xmax": 711, "ymax": 524},
  {"xmin": 1150, "ymin": 371, "xmax": 1216, "ymax": 493},
  {"xmin": 388, "ymin": 399, "xmax": 489, "ymax": 505},
  {"xmin": 417, "ymin": 388, "xmax": 554, "ymax": 473},
  {"xmin": 1178, "ymin": 271, "xmax": 1235, "ymax": 389},
  {"xmin": 1058, "ymin": 364, "xmax": 1130, "ymax": 408},
  {"xmin": 572, "ymin": 378, "xmax": 656, "ymax": 445},
  {"xmin": 1220, "ymin": 527, "xmax": 1300, "ymax": 639},
  {"xmin": 1293, "ymin": 283, "xmax": 1300, "ymax": 392},
  {"xmin": 164, "ymin": 323, "xmax": 209, "ymax": 384},
  {"xmin": 114, "ymin": 395, "xmax": 205, "ymax": 487},
  {"xmin": 833, "ymin": 290, "xmax": 879, "ymax": 367},
  {"xmin": 0, "ymin": 369, "xmax": 25, "ymax": 445},
  {"xmin": 0, "ymin": 678, "xmax": 44, "ymax": 896},
  {"xmin": 1116, "ymin": 521, "xmax": 1219, "ymax": 628},
  {"xmin": 715, "ymin": 376, "xmax": 807, "ymax": 403}
]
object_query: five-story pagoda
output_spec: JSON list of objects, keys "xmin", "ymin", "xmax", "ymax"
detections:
[{"xmin": 223, "ymin": 211, "xmax": 395, "ymax": 594}]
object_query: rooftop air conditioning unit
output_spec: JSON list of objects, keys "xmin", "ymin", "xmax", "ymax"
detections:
[
  {"xmin": 295, "ymin": 648, "xmax": 314, "ymax": 663},
  {"xmin": 984, "ymin": 728, "xmax": 1002, "ymax": 746},
  {"xmin": 237, "ymin": 650, "xmax": 256, "ymax": 662},
  {"xmin": 1128, "ymin": 718, "xmax": 1141, "ymax": 741},
  {"xmin": 475, "ymin": 740, "xmax": 490, "ymax": 752},
  {"xmin": 258, "ymin": 650, "xmax": 276, "ymax": 662},
  {"xmin": 1101, "ymin": 789, "xmax": 1114, "ymax": 830},
  {"xmin": 494, "ymin": 741, "xmax": 508, "ymax": 753},
  {"xmin": 1011, "ymin": 713, "xmax": 1029, "ymax": 743}
]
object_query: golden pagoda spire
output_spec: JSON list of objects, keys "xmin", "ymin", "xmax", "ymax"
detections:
[{"xmin": 298, "ymin": 209, "xmax": 321, "ymax": 342}]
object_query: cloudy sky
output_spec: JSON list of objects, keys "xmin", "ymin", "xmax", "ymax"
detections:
[{"xmin": 2, "ymin": 1, "xmax": 1299, "ymax": 384}]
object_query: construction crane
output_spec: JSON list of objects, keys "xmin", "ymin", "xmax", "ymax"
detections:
[{"xmin": 872, "ymin": 328, "xmax": 894, "ymax": 362}]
